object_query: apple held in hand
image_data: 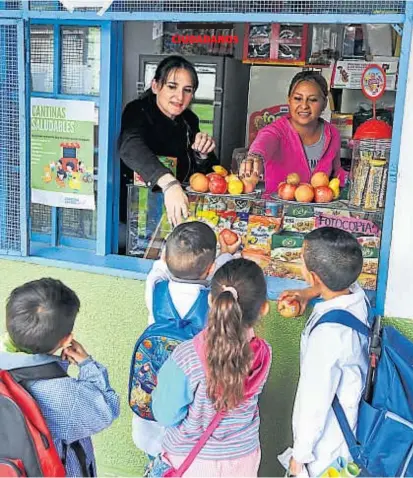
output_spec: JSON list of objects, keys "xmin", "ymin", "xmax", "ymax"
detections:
[
  {"xmin": 277, "ymin": 299, "xmax": 300, "ymax": 318},
  {"xmin": 220, "ymin": 229, "xmax": 239, "ymax": 246},
  {"xmin": 278, "ymin": 182, "xmax": 297, "ymax": 201}
]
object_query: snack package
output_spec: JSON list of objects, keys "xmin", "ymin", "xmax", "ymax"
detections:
[
  {"xmin": 244, "ymin": 215, "xmax": 282, "ymax": 256},
  {"xmin": 217, "ymin": 210, "xmax": 237, "ymax": 232},
  {"xmin": 283, "ymin": 204, "xmax": 315, "ymax": 233},
  {"xmin": 364, "ymin": 160, "xmax": 385, "ymax": 210},
  {"xmin": 362, "ymin": 258, "xmax": 379, "ymax": 275},
  {"xmin": 357, "ymin": 236, "xmax": 380, "ymax": 249},
  {"xmin": 358, "ymin": 273, "xmax": 377, "ymax": 291},
  {"xmin": 232, "ymin": 213, "xmax": 250, "ymax": 245},
  {"xmin": 264, "ymin": 259, "xmax": 303, "ymax": 280},
  {"xmin": 271, "ymin": 234, "xmax": 304, "ymax": 263}
]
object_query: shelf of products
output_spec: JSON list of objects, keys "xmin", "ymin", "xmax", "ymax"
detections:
[
  {"xmin": 243, "ymin": 23, "xmax": 308, "ymax": 66},
  {"xmin": 127, "ymin": 185, "xmax": 383, "ymax": 293}
]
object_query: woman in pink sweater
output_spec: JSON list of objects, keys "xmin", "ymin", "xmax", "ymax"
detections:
[{"xmin": 241, "ymin": 71, "xmax": 347, "ymax": 194}]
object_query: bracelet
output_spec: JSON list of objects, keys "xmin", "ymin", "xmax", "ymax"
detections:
[{"xmin": 162, "ymin": 179, "xmax": 181, "ymax": 194}]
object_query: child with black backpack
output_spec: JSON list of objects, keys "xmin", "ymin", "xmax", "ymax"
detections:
[
  {"xmin": 278, "ymin": 227, "xmax": 370, "ymax": 477},
  {"xmin": 130, "ymin": 221, "xmax": 240, "ymax": 461},
  {"xmin": 0, "ymin": 278, "xmax": 120, "ymax": 477}
]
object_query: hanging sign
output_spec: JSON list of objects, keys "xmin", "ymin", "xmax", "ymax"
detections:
[
  {"xmin": 361, "ymin": 64, "xmax": 386, "ymax": 118},
  {"xmin": 31, "ymin": 98, "xmax": 95, "ymax": 210}
]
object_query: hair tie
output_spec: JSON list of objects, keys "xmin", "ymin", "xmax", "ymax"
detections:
[{"xmin": 222, "ymin": 285, "xmax": 238, "ymax": 301}]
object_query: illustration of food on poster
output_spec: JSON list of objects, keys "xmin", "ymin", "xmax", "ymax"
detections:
[{"xmin": 31, "ymin": 98, "xmax": 95, "ymax": 210}]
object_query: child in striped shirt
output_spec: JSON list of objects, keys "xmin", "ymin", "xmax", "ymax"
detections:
[{"xmin": 152, "ymin": 258, "xmax": 272, "ymax": 477}]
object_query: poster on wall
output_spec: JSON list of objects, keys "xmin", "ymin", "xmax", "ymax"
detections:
[{"xmin": 31, "ymin": 98, "xmax": 95, "ymax": 210}]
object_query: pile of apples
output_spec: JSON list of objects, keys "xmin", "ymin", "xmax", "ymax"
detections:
[
  {"xmin": 277, "ymin": 172, "xmax": 340, "ymax": 204},
  {"xmin": 189, "ymin": 166, "xmax": 258, "ymax": 195}
]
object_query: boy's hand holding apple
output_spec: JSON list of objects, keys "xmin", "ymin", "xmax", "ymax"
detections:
[
  {"xmin": 219, "ymin": 229, "xmax": 242, "ymax": 255},
  {"xmin": 278, "ymin": 284, "xmax": 322, "ymax": 317}
]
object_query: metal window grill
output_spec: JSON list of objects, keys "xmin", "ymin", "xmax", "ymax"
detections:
[
  {"xmin": 30, "ymin": 0, "xmax": 406, "ymax": 14},
  {"xmin": 60, "ymin": 208, "xmax": 97, "ymax": 239},
  {"xmin": 0, "ymin": 1, "xmax": 21, "ymax": 9},
  {"xmin": 30, "ymin": 25, "xmax": 54, "ymax": 93},
  {"xmin": 61, "ymin": 26, "xmax": 100, "ymax": 96},
  {"xmin": 0, "ymin": 24, "xmax": 21, "ymax": 253},
  {"xmin": 31, "ymin": 203, "xmax": 52, "ymax": 233}
]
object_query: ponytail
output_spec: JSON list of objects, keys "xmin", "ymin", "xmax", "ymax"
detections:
[{"xmin": 205, "ymin": 289, "xmax": 253, "ymax": 411}]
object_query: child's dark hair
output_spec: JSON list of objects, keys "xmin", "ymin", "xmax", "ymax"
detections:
[
  {"xmin": 288, "ymin": 70, "xmax": 329, "ymax": 98},
  {"xmin": 303, "ymin": 227, "xmax": 363, "ymax": 292},
  {"xmin": 143, "ymin": 55, "xmax": 199, "ymax": 97},
  {"xmin": 165, "ymin": 221, "xmax": 217, "ymax": 280},
  {"xmin": 206, "ymin": 258, "xmax": 267, "ymax": 411},
  {"xmin": 6, "ymin": 278, "xmax": 80, "ymax": 354}
]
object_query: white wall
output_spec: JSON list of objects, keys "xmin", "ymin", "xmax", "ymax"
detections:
[{"xmin": 384, "ymin": 30, "xmax": 413, "ymax": 318}]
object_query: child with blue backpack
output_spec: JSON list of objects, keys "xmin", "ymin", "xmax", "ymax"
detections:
[
  {"xmin": 150, "ymin": 258, "xmax": 272, "ymax": 477},
  {"xmin": 279, "ymin": 227, "xmax": 370, "ymax": 477},
  {"xmin": 130, "ymin": 221, "xmax": 240, "ymax": 460}
]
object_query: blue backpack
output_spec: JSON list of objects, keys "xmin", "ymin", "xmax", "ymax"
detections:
[
  {"xmin": 312, "ymin": 309, "xmax": 413, "ymax": 477},
  {"xmin": 128, "ymin": 280, "xmax": 209, "ymax": 421}
]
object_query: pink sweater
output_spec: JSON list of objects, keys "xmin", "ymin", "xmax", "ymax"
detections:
[{"xmin": 249, "ymin": 116, "xmax": 347, "ymax": 194}]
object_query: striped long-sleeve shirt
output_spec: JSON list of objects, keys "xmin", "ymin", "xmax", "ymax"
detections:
[{"xmin": 152, "ymin": 336, "xmax": 271, "ymax": 460}]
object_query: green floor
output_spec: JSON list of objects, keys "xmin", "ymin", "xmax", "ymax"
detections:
[{"xmin": 1, "ymin": 259, "xmax": 412, "ymax": 476}]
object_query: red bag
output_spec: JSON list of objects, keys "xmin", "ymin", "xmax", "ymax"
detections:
[{"xmin": 0, "ymin": 363, "xmax": 89, "ymax": 477}]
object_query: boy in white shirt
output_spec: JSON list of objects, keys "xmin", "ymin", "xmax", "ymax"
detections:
[
  {"xmin": 280, "ymin": 227, "xmax": 369, "ymax": 477},
  {"xmin": 132, "ymin": 220, "xmax": 240, "ymax": 459}
]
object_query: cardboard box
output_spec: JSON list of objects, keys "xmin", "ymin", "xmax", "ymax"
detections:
[{"xmin": 332, "ymin": 59, "xmax": 398, "ymax": 90}]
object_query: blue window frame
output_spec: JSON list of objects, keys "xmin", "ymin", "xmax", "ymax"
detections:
[
  {"xmin": 29, "ymin": 20, "xmax": 102, "ymax": 251},
  {"xmin": 0, "ymin": 2, "xmax": 411, "ymax": 313}
]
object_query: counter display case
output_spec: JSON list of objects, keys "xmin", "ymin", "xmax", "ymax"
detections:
[{"xmin": 127, "ymin": 185, "xmax": 383, "ymax": 295}]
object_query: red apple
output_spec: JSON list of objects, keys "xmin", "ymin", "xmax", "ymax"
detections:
[
  {"xmin": 278, "ymin": 182, "xmax": 297, "ymax": 201},
  {"xmin": 277, "ymin": 299, "xmax": 300, "ymax": 318},
  {"xmin": 220, "ymin": 229, "xmax": 239, "ymax": 246},
  {"xmin": 206, "ymin": 173, "xmax": 222, "ymax": 181},
  {"xmin": 314, "ymin": 186, "xmax": 334, "ymax": 203},
  {"xmin": 209, "ymin": 174, "xmax": 228, "ymax": 194},
  {"xmin": 295, "ymin": 183, "xmax": 315, "ymax": 203}
]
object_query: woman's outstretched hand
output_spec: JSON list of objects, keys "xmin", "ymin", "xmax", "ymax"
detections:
[
  {"xmin": 158, "ymin": 173, "xmax": 189, "ymax": 227},
  {"xmin": 239, "ymin": 154, "xmax": 263, "ymax": 179}
]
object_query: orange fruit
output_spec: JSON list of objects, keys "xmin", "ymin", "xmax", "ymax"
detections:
[{"xmin": 311, "ymin": 172, "xmax": 329, "ymax": 188}]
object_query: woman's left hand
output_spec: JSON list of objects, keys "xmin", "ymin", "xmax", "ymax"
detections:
[{"xmin": 192, "ymin": 132, "xmax": 216, "ymax": 156}]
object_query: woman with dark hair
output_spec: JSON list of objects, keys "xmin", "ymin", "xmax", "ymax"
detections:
[
  {"xmin": 119, "ymin": 55, "xmax": 218, "ymax": 228},
  {"xmin": 240, "ymin": 71, "xmax": 347, "ymax": 194}
]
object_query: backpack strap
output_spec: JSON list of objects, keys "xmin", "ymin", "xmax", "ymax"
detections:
[
  {"xmin": 62, "ymin": 441, "xmax": 92, "ymax": 477},
  {"xmin": 9, "ymin": 362, "xmax": 68, "ymax": 383},
  {"xmin": 153, "ymin": 281, "xmax": 181, "ymax": 324},
  {"xmin": 332, "ymin": 397, "xmax": 371, "ymax": 476},
  {"xmin": 9, "ymin": 363, "xmax": 92, "ymax": 477},
  {"xmin": 309, "ymin": 310, "xmax": 372, "ymax": 476},
  {"xmin": 170, "ymin": 347, "xmax": 269, "ymax": 477},
  {"xmin": 310, "ymin": 310, "xmax": 370, "ymax": 337}
]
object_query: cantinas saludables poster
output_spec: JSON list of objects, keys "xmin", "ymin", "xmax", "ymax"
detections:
[{"xmin": 31, "ymin": 98, "xmax": 95, "ymax": 210}]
